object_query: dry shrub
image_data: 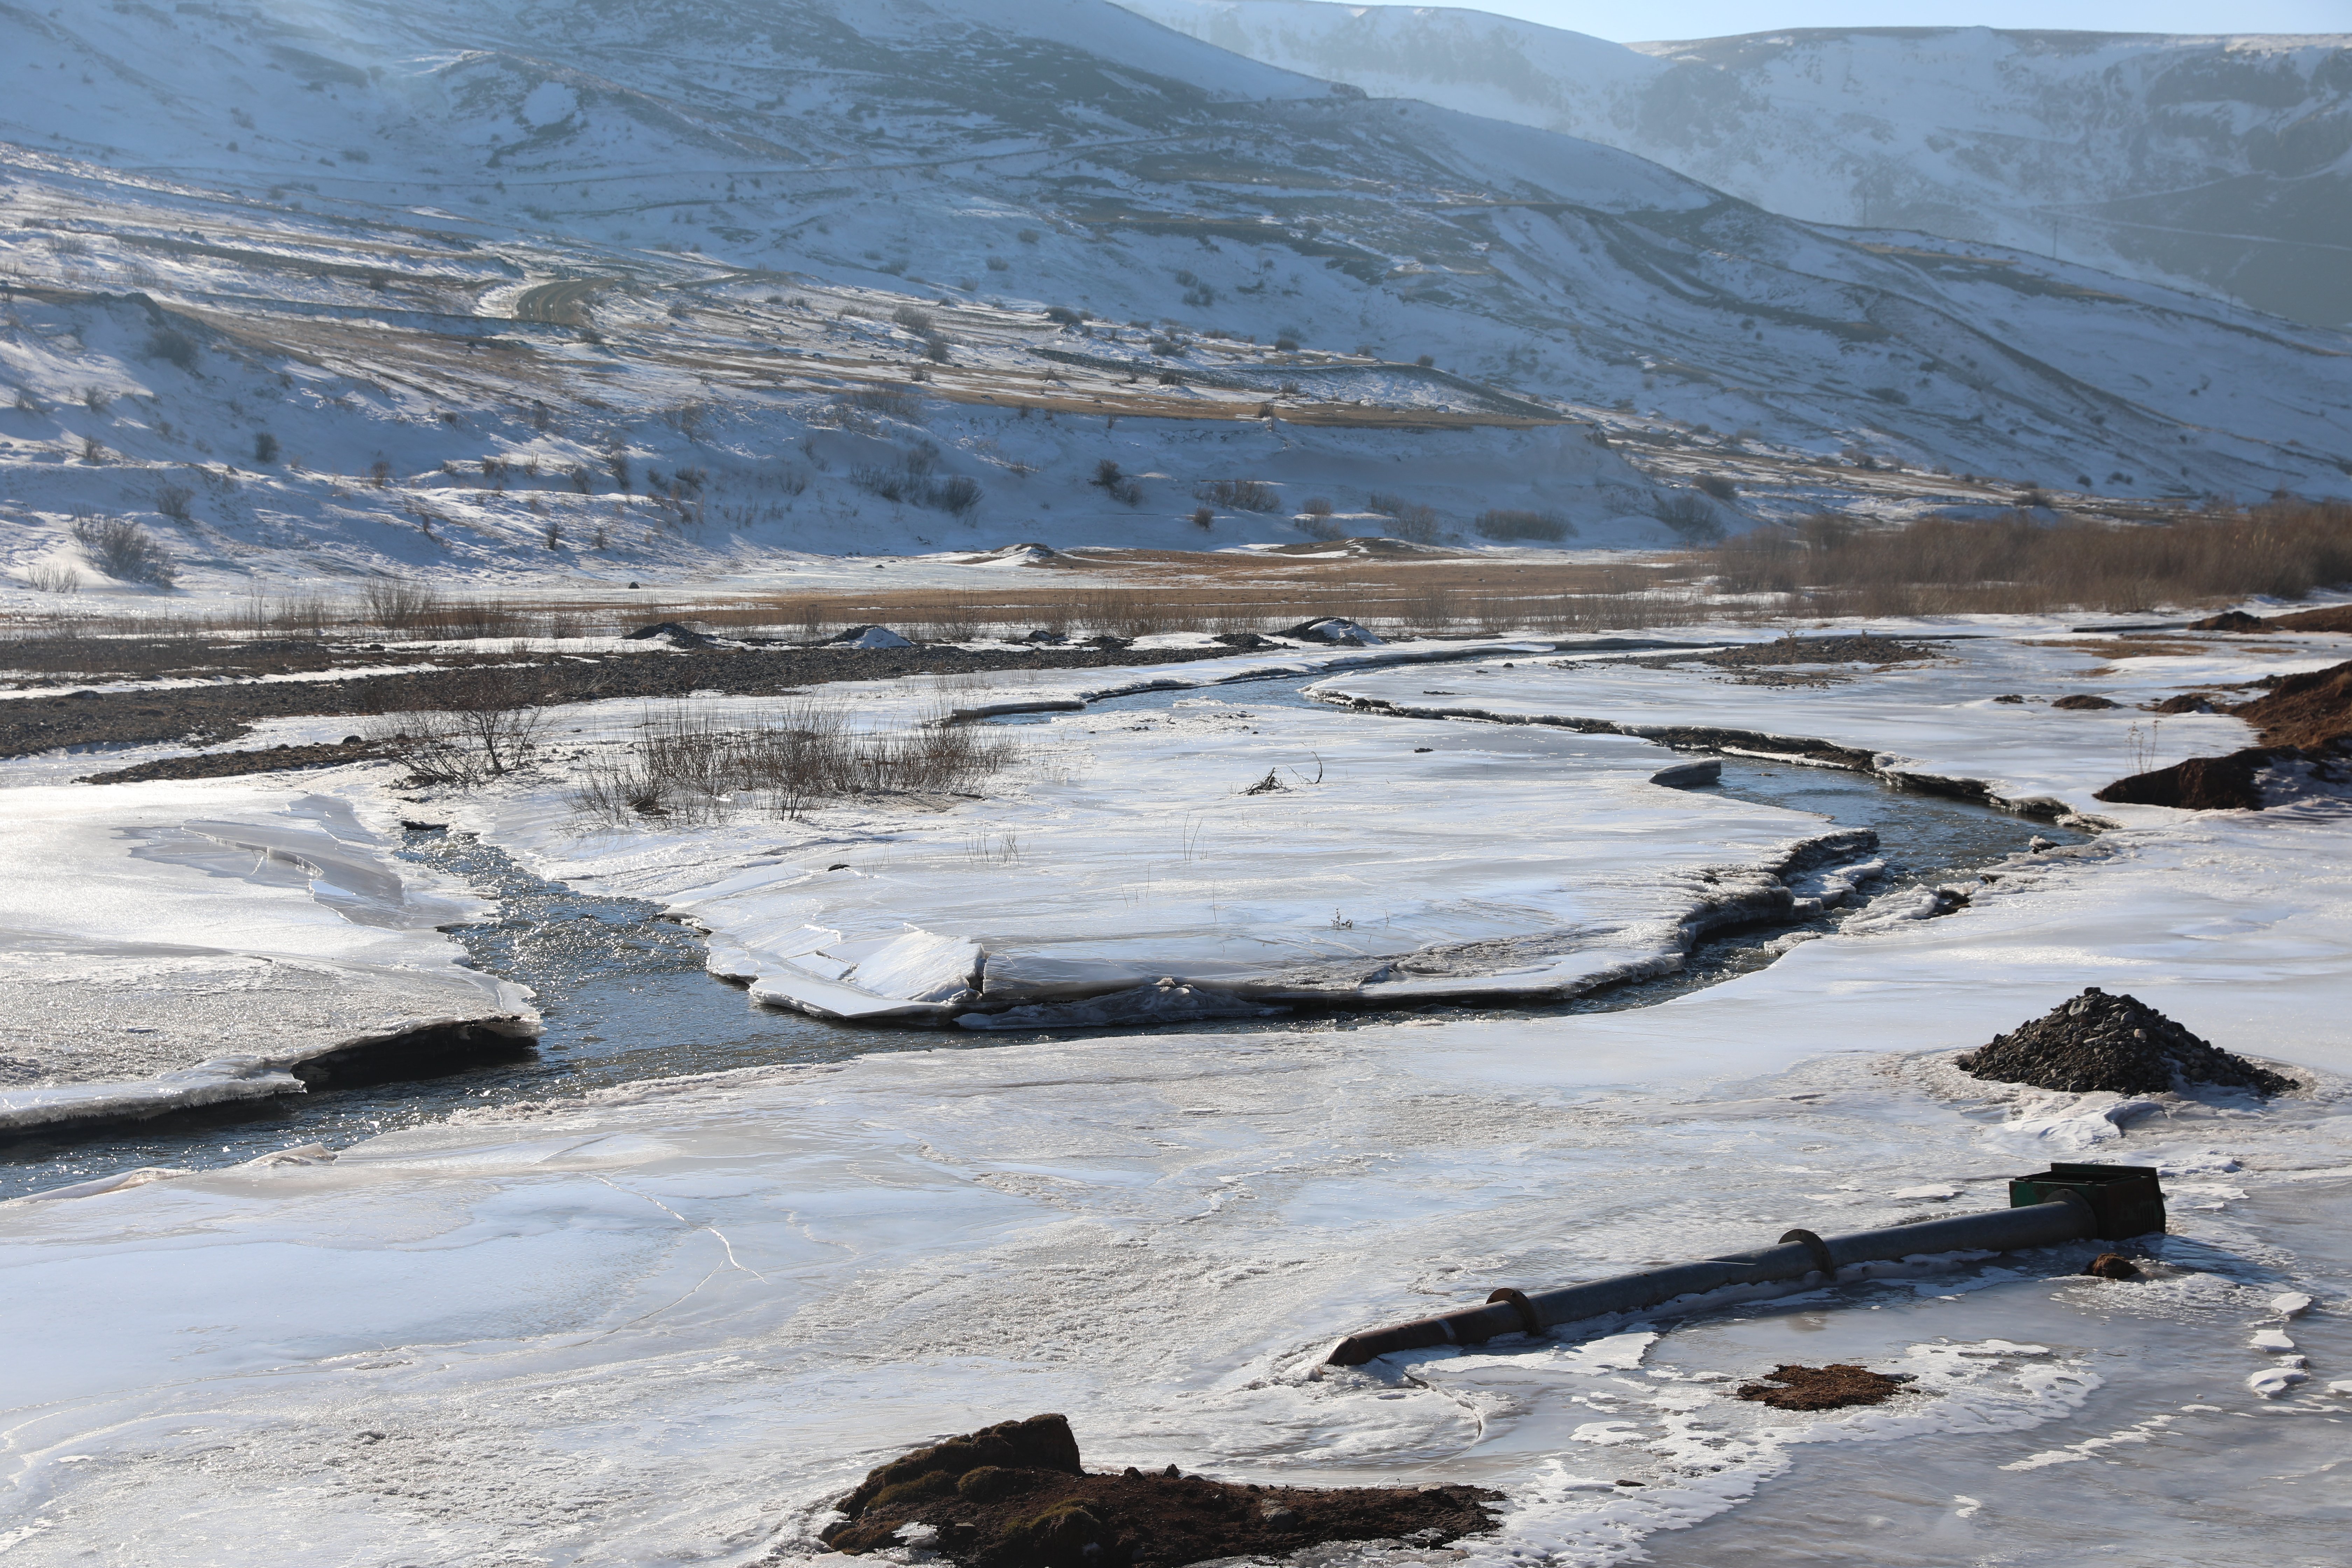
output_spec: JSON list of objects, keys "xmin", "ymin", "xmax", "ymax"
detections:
[
  {"xmin": 1694, "ymin": 503, "xmax": 2352, "ymax": 616},
  {"xmin": 1195, "ymin": 478, "xmax": 1280, "ymax": 513},
  {"xmin": 71, "ymin": 516, "xmax": 177, "ymax": 586},
  {"xmin": 368, "ymin": 670, "xmax": 551, "ymax": 785},
  {"xmin": 577, "ymin": 702, "xmax": 1012, "ymax": 823},
  {"xmin": 1474, "ymin": 509, "xmax": 1572, "ymax": 543},
  {"xmin": 360, "ymin": 578, "xmax": 444, "ymax": 630}
]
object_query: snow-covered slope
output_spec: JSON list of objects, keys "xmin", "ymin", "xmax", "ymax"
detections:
[
  {"xmin": 1123, "ymin": 3, "xmax": 2352, "ymax": 330},
  {"xmin": 2, "ymin": 0, "xmax": 2348, "ymax": 599}
]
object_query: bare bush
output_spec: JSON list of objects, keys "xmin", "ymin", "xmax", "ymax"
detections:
[
  {"xmin": 1297, "ymin": 515, "xmax": 1347, "ymax": 542},
  {"xmin": 1195, "ymin": 478, "xmax": 1279, "ymax": 513},
  {"xmin": 369, "ymin": 687, "xmax": 548, "ymax": 786},
  {"xmin": 1695, "ymin": 474, "xmax": 1739, "ymax": 502},
  {"xmin": 1366, "ymin": 492, "xmax": 1440, "ymax": 542},
  {"xmin": 71, "ymin": 516, "xmax": 177, "ymax": 585},
  {"xmin": 850, "ymin": 448, "xmax": 981, "ymax": 514},
  {"xmin": 846, "ymin": 386, "xmax": 925, "ymax": 421},
  {"xmin": 27, "ymin": 564, "xmax": 81, "ymax": 594},
  {"xmin": 1474, "ymin": 509, "xmax": 1574, "ymax": 543},
  {"xmin": 891, "ymin": 304, "xmax": 936, "ymax": 334},
  {"xmin": 1301, "ymin": 496, "xmax": 1334, "ymax": 518},
  {"xmin": 145, "ymin": 329, "xmax": 200, "ymax": 370},
  {"xmin": 1692, "ymin": 503, "xmax": 2352, "ymax": 616},
  {"xmin": 154, "ymin": 483, "xmax": 195, "ymax": 523},
  {"xmin": 576, "ymin": 702, "xmax": 1012, "ymax": 824},
  {"xmin": 80, "ymin": 436, "xmax": 107, "ymax": 465},
  {"xmin": 254, "ymin": 431, "xmax": 280, "ymax": 464},
  {"xmin": 1192, "ymin": 505, "xmax": 1214, "ymax": 530},
  {"xmin": 1092, "ymin": 459, "xmax": 1143, "ymax": 506},
  {"xmin": 1653, "ymin": 493, "xmax": 1723, "ymax": 542},
  {"xmin": 360, "ymin": 577, "xmax": 442, "ymax": 630}
]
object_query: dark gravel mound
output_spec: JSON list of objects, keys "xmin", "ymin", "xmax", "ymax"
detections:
[
  {"xmin": 2051, "ymin": 692, "xmax": 2122, "ymax": 709},
  {"xmin": 1734, "ymin": 1364, "xmax": 1907, "ymax": 1411},
  {"xmin": 1955, "ymin": 987, "xmax": 2291, "ymax": 1096},
  {"xmin": 1702, "ymin": 634, "xmax": 1938, "ymax": 668},
  {"xmin": 821, "ymin": 1414, "xmax": 1498, "ymax": 1568}
]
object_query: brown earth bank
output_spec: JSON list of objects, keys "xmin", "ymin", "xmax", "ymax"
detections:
[
  {"xmin": 2229, "ymin": 659, "xmax": 2352, "ymax": 748},
  {"xmin": 2189, "ymin": 606, "xmax": 2352, "ymax": 634},
  {"xmin": 2095, "ymin": 659, "xmax": 2352, "ymax": 808},
  {"xmin": 0, "ymin": 643, "xmax": 1234, "ymax": 762},
  {"xmin": 820, "ymin": 1415, "xmax": 1499, "ymax": 1568}
]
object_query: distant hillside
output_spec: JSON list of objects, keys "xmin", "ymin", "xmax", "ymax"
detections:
[
  {"xmin": 1, "ymin": 0, "xmax": 2347, "ymax": 597},
  {"xmin": 1122, "ymin": 2, "xmax": 2352, "ymax": 330}
]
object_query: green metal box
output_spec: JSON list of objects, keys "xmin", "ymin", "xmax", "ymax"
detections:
[{"xmin": 2009, "ymin": 1162, "xmax": 2166, "ymax": 1240}]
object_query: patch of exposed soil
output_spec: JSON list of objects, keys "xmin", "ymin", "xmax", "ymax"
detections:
[
  {"xmin": 2188, "ymin": 610, "xmax": 2270, "ymax": 632},
  {"xmin": 83, "ymin": 738, "xmax": 386, "ymax": 784},
  {"xmin": 820, "ymin": 1415, "xmax": 1498, "ymax": 1568},
  {"xmin": 1700, "ymin": 634, "xmax": 1940, "ymax": 670},
  {"xmin": 1734, "ymin": 1365, "xmax": 1907, "ymax": 1411},
  {"xmin": 2147, "ymin": 692, "xmax": 2216, "ymax": 714},
  {"xmin": 2191, "ymin": 606, "xmax": 2352, "ymax": 634},
  {"xmin": 2228, "ymin": 659, "xmax": 2352, "ymax": 748},
  {"xmin": 0, "ymin": 643, "xmax": 1230, "ymax": 761},
  {"xmin": 1954, "ymin": 986, "xmax": 2291, "ymax": 1096},
  {"xmin": 2051, "ymin": 692, "xmax": 2121, "ymax": 709},
  {"xmin": 2084, "ymin": 1253, "xmax": 2142, "ymax": 1280},
  {"xmin": 2095, "ymin": 750, "xmax": 2267, "ymax": 810}
]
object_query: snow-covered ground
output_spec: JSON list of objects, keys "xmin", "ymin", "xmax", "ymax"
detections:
[{"xmin": 0, "ymin": 612, "xmax": 2346, "ymax": 1564}]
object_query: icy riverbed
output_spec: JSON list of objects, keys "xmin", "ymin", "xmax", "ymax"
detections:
[{"xmin": 2, "ymin": 618, "xmax": 2347, "ymax": 1567}]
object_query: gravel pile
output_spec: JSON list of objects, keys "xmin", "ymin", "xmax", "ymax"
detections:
[{"xmin": 1955, "ymin": 987, "xmax": 2291, "ymax": 1096}]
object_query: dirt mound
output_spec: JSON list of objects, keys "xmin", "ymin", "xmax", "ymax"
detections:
[
  {"xmin": 2095, "ymin": 751, "xmax": 2265, "ymax": 810},
  {"xmin": 2051, "ymin": 692, "xmax": 2121, "ymax": 709},
  {"xmin": 1734, "ymin": 1365, "xmax": 1907, "ymax": 1411},
  {"xmin": 1954, "ymin": 986, "xmax": 2291, "ymax": 1096},
  {"xmin": 2228, "ymin": 659, "xmax": 2352, "ymax": 748},
  {"xmin": 2147, "ymin": 693, "xmax": 2216, "ymax": 714},
  {"xmin": 822, "ymin": 1415, "xmax": 1499, "ymax": 1568},
  {"xmin": 2085, "ymin": 1253, "xmax": 2142, "ymax": 1280},
  {"xmin": 2188, "ymin": 609, "xmax": 2270, "ymax": 631}
]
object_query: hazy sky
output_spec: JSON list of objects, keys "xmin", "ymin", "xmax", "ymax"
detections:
[{"xmin": 1456, "ymin": 1, "xmax": 2350, "ymax": 42}]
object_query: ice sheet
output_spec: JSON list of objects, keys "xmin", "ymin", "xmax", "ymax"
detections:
[
  {"xmin": 0, "ymin": 783, "xmax": 536, "ymax": 1129},
  {"xmin": 3, "ymin": 622, "xmax": 2348, "ymax": 1566},
  {"xmin": 468, "ymin": 697, "xmax": 1869, "ymax": 1022}
]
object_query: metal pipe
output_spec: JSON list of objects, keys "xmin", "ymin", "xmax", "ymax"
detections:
[{"xmin": 1323, "ymin": 1192, "xmax": 2099, "ymax": 1368}]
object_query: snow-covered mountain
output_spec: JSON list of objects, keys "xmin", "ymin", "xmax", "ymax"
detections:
[
  {"xmin": 1121, "ymin": 2, "xmax": 2352, "ymax": 330},
  {"xmin": 2, "ymin": 0, "xmax": 2347, "ymax": 596}
]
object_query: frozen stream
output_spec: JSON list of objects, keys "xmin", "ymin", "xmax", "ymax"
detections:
[{"xmin": 0, "ymin": 674, "xmax": 2084, "ymax": 1198}]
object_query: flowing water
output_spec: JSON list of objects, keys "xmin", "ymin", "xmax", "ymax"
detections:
[{"xmin": 0, "ymin": 671, "xmax": 2085, "ymax": 1197}]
